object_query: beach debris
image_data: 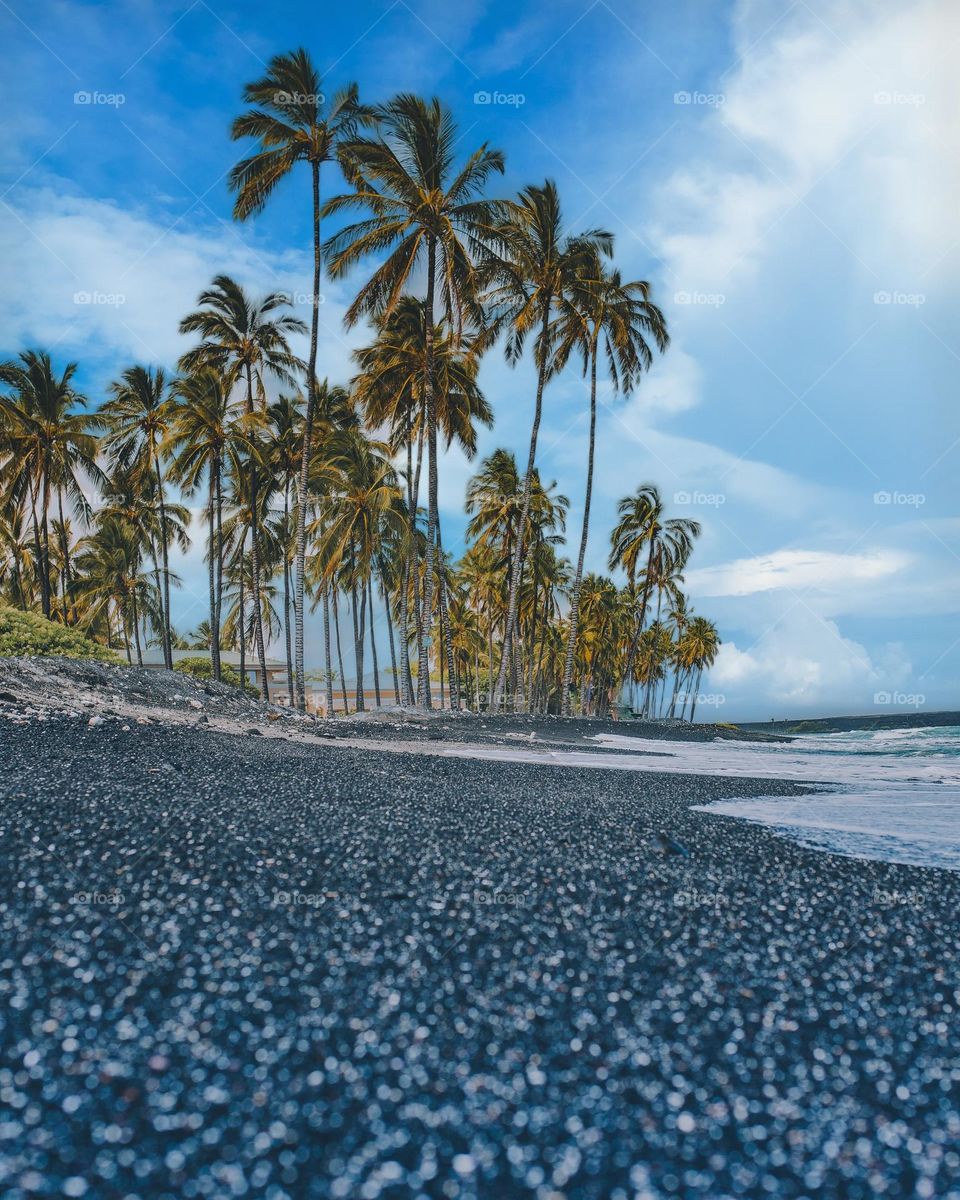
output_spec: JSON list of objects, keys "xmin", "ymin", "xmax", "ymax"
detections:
[
  {"xmin": 87, "ymin": 715, "xmax": 104, "ymax": 728},
  {"xmin": 188, "ymin": 699, "xmax": 203, "ymax": 710}
]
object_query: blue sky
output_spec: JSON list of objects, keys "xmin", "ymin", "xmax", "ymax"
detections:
[{"xmin": 2, "ymin": 0, "xmax": 958, "ymax": 718}]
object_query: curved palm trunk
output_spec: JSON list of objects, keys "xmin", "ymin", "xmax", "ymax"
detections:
[
  {"xmin": 154, "ymin": 458, "xmax": 172, "ymax": 669},
  {"xmin": 418, "ymin": 240, "xmax": 438, "ymax": 711},
  {"xmin": 294, "ymin": 159, "xmax": 323, "ymax": 714},
  {"xmin": 562, "ymin": 345, "xmax": 598, "ymax": 715},
  {"xmin": 493, "ymin": 300, "xmax": 552, "ymax": 712}
]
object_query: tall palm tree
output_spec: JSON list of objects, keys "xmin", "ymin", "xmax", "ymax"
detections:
[
  {"xmin": 323, "ymin": 93, "xmax": 506, "ymax": 708},
  {"xmin": 166, "ymin": 370, "xmax": 245, "ymax": 682},
  {"xmin": 179, "ymin": 275, "xmax": 305, "ymax": 699},
  {"xmin": 481, "ymin": 181, "xmax": 612, "ymax": 712},
  {"xmin": 553, "ymin": 251, "xmax": 669, "ymax": 714},
  {"xmin": 608, "ymin": 484, "xmax": 700, "ymax": 706},
  {"xmin": 0, "ymin": 351, "xmax": 103, "ymax": 618},
  {"xmin": 230, "ymin": 49, "xmax": 368, "ymax": 713},
  {"xmin": 98, "ymin": 365, "xmax": 181, "ymax": 668},
  {"xmin": 266, "ymin": 393, "xmax": 303, "ymax": 700}
]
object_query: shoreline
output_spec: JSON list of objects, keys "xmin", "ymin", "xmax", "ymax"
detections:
[{"xmin": 2, "ymin": 682, "xmax": 958, "ymax": 1196}]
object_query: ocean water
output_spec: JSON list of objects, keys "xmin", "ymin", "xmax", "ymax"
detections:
[{"xmin": 595, "ymin": 726, "xmax": 960, "ymax": 872}]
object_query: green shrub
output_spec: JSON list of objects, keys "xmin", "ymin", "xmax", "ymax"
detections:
[
  {"xmin": 0, "ymin": 603, "xmax": 120, "ymax": 662},
  {"xmin": 174, "ymin": 656, "xmax": 258, "ymax": 697}
]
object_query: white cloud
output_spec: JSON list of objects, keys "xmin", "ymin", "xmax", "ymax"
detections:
[
  {"xmin": 653, "ymin": 0, "xmax": 960, "ymax": 294},
  {"xmin": 708, "ymin": 607, "xmax": 914, "ymax": 712},
  {"xmin": 688, "ymin": 547, "xmax": 908, "ymax": 598},
  {"xmin": 0, "ymin": 187, "xmax": 363, "ymax": 380}
]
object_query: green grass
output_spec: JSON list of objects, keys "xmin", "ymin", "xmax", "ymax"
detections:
[
  {"xmin": 174, "ymin": 655, "xmax": 259, "ymax": 697},
  {"xmin": 0, "ymin": 603, "xmax": 120, "ymax": 662}
]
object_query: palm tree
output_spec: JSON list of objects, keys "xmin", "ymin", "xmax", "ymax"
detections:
[
  {"xmin": 323, "ymin": 93, "xmax": 506, "ymax": 708},
  {"xmin": 74, "ymin": 515, "xmax": 159, "ymax": 665},
  {"xmin": 308, "ymin": 428, "xmax": 404, "ymax": 711},
  {"xmin": 553, "ymin": 251, "xmax": 669, "ymax": 714},
  {"xmin": 680, "ymin": 617, "xmax": 720, "ymax": 721},
  {"xmin": 266, "ymin": 393, "xmax": 303, "ymax": 700},
  {"xmin": 98, "ymin": 365, "xmax": 181, "ymax": 668},
  {"xmin": 230, "ymin": 49, "xmax": 368, "ymax": 714},
  {"xmin": 481, "ymin": 181, "xmax": 613, "ymax": 712},
  {"xmin": 166, "ymin": 370, "xmax": 245, "ymax": 682},
  {"xmin": 179, "ymin": 276, "xmax": 305, "ymax": 699},
  {"xmin": 608, "ymin": 484, "xmax": 700, "ymax": 707},
  {"xmin": 0, "ymin": 351, "xmax": 104, "ymax": 619}
]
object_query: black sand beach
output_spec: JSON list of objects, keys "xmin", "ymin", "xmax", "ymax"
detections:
[{"xmin": 1, "ymin": 693, "xmax": 958, "ymax": 1198}]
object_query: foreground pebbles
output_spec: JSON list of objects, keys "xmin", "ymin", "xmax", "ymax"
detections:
[{"xmin": 0, "ymin": 716, "xmax": 958, "ymax": 1199}]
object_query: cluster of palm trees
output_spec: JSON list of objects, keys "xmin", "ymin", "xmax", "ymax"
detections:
[{"xmin": 0, "ymin": 49, "xmax": 721, "ymax": 718}]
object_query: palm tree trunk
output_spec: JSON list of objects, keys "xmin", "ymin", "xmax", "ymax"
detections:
[
  {"xmin": 56, "ymin": 488, "xmax": 73, "ymax": 625},
  {"xmin": 333, "ymin": 591, "xmax": 349, "ymax": 714},
  {"xmin": 436, "ymin": 530, "xmax": 459, "ymax": 712},
  {"xmin": 283, "ymin": 479, "xmax": 294, "ymax": 704},
  {"xmin": 243, "ymin": 365, "xmax": 269, "ymax": 702},
  {"xmin": 323, "ymin": 586, "xmax": 334, "ymax": 717},
  {"xmin": 418, "ymin": 238, "xmax": 438, "ymax": 711},
  {"xmin": 40, "ymin": 467, "xmax": 52, "ymax": 619},
  {"xmin": 379, "ymin": 562, "xmax": 399, "ymax": 705},
  {"xmin": 622, "ymin": 545, "xmax": 656, "ymax": 700},
  {"xmin": 212, "ymin": 456, "xmax": 223, "ymax": 681},
  {"xmin": 207, "ymin": 475, "xmax": 219, "ymax": 680},
  {"xmin": 368, "ymin": 577, "xmax": 381, "ymax": 707},
  {"xmin": 294, "ymin": 158, "xmax": 323, "ymax": 714},
  {"xmin": 562, "ymin": 344, "xmax": 598, "ymax": 715},
  {"xmin": 493, "ymin": 299, "xmax": 552, "ymax": 712},
  {"xmin": 27, "ymin": 476, "xmax": 45, "ymax": 614},
  {"xmin": 154, "ymin": 459, "xmax": 172, "ymax": 669},
  {"xmin": 238, "ymin": 537, "xmax": 246, "ymax": 687},
  {"xmin": 131, "ymin": 591, "xmax": 143, "ymax": 667}
]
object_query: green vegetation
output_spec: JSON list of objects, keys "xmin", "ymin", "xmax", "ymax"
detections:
[
  {"xmin": 0, "ymin": 602, "xmax": 119, "ymax": 662},
  {"xmin": 173, "ymin": 656, "xmax": 258, "ymax": 697},
  {"xmin": 0, "ymin": 50, "xmax": 722, "ymax": 718}
]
